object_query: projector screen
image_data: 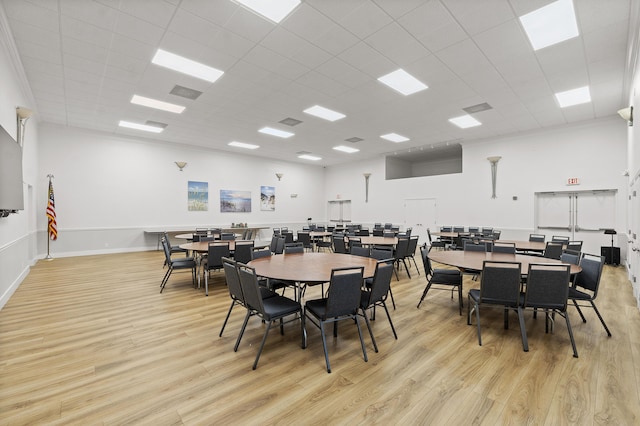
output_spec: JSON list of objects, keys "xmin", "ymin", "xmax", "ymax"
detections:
[{"xmin": 0, "ymin": 123, "xmax": 24, "ymax": 212}]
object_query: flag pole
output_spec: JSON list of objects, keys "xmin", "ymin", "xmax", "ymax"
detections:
[{"xmin": 45, "ymin": 174, "xmax": 55, "ymax": 260}]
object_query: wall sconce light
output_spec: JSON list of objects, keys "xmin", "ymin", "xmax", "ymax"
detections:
[
  {"xmin": 175, "ymin": 161, "xmax": 187, "ymax": 171},
  {"xmin": 363, "ymin": 173, "xmax": 371, "ymax": 203},
  {"xmin": 276, "ymin": 173, "xmax": 283, "ymax": 181},
  {"xmin": 16, "ymin": 106, "xmax": 33, "ymax": 148},
  {"xmin": 487, "ymin": 156, "xmax": 501, "ymax": 199},
  {"xmin": 617, "ymin": 106, "xmax": 633, "ymax": 126}
]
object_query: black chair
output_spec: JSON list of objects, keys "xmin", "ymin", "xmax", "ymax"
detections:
[
  {"xmin": 220, "ymin": 232, "xmax": 235, "ymax": 241},
  {"xmin": 163, "ymin": 232, "xmax": 187, "ymax": 259},
  {"xmin": 284, "ymin": 242, "xmax": 304, "ymax": 254},
  {"xmin": 492, "ymin": 241, "xmax": 516, "ymax": 254},
  {"xmin": 203, "ymin": 242, "xmax": 230, "ymax": 296},
  {"xmin": 467, "ymin": 261, "xmax": 527, "ymax": 352},
  {"xmin": 269, "ymin": 235, "xmax": 279, "ymax": 253},
  {"xmin": 304, "ymin": 266, "xmax": 368, "ymax": 373},
  {"xmin": 296, "ymin": 232, "xmax": 313, "ymax": 251},
  {"xmin": 160, "ymin": 237, "xmax": 196, "ymax": 293},
  {"xmin": 233, "ymin": 240, "xmax": 254, "ymax": 264},
  {"xmin": 372, "ymin": 228, "xmax": 384, "ymax": 237},
  {"xmin": 468, "ymin": 227, "xmax": 480, "ymax": 234},
  {"xmin": 560, "ymin": 250, "xmax": 580, "ymax": 265},
  {"xmin": 274, "ymin": 236, "xmax": 285, "ymax": 254},
  {"xmin": 219, "ymin": 257, "xmax": 277, "ymax": 337},
  {"xmin": 418, "ymin": 245, "xmax": 463, "ymax": 314},
  {"xmin": 235, "ymin": 263, "xmax": 303, "ymax": 370},
  {"xmin": 552, "ymin": 235, "xmax": 570, "ymax": 244},
  {"xmin": 543, "ymin": 241, "xmax": 564, "ymax": 260},
  {"xmin": 404, "ymin": 236, "xmax": 420, "ymax": 275},
  {"xmin": 371, "ymin": 245, "xmax": 397, "ymax": 282},
  {"xmin": 393, "ymin": 237, "xmax": 412, "ymax": 277},
  {"xmin": 356, "ymin": 229, "xmax": 370, "ymax": 236},
  {"xmin": 464, "ymin": 240, "xmax": 489, "ymax": 252},
  {"xmin": 566, "ymin": 241, "xmax": 583, "ymax": 253},
  {"xmin": 569, "ymin": 253, "xmax": 611, "ymax": 337},
  {"xmin": 332, "ymin": 235, "xmax": 347, "ymax": 254},
  {"xmin": 453, "ymin": 226, "xmax": 465, "ymax": 233},
  {"xmin": 359, "ymin": 260, "xmax": 397, "ymax": 353},
  {"xmin": 350, "ymin": 245, "xmax": 370, "ymax": 257},
  {"xmin": 529, "ymin": 233, "xmax": 545, "ymax": 242},
  {"xmin": 282, "ymin": 232, "xmax": 294, "ymax": 244},
  {"xmin": 522, "ymin": 263, "xmax": 577, "ymax": 357},
  {"xmin": 427, "ymin": 228, "xmax": 446, "ymax": 251}
]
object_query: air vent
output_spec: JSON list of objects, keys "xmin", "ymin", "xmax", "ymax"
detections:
[
  {"xmin": 296, "ymin": 150, "xmax": 311, "ymax": 155},
  {"xmin": 170, "ymin": 85, "xmax": 202, "ymax": 100},
  {"xmin": 345, "ymin": 137, "xmax": 364, "ymax": 143},
  {"xmin": 145, "ymin": 120, "xmax": 168, "ymax": 128},
  {"xmin": 279, "ymin": 117, "xmax": 303, "ymax": 126},
  {"xmin": 462, "ymin": 102, "xmax": 493, "ymax": 114}
]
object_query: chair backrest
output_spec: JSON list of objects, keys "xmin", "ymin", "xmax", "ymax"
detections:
[
  {"xmin": 269, "ymin": 235, "xmax": 279, "ymax": 252},
  {"xmin": 481, "ymin": 227, "xmax": 493, "ymax": 236},
  {"xmin": 237, "ymin": 263, "xmax": 265, "ymax": 313},
  {"xmin": 356, "ymin": 229, "xmax": 370, "ymax": 236},
  {"xmin": 566, "ymin": 241, "xmax": 583, "ymax": 253},
  {"xmin": 426, "ymin": 228, "xmax": 434, "ymax": 243},
  {"xmin": 453, "ymin": 226, "xmax": 465, "ymax": 232},
  {"xmin": 207, "ymin": 242, "xmax": 230, "ymax": 269},
  {"xmin": 161, "ymin": 237, "xmax": 173, "ymax": 265},
  {"xmin": 350, "ymin": 245, "xmax": 370, "ymax": 257},
  {"xmin": 195, "ymin": 228, "xmax": 208, "ymax": 235},
  {"xmin": 332, "ymin": 236, "xmax": 347, "ymax": 253},
  {"xmin": 560, "ymin": 250, "xmax": 580, "ymax": 265},
  {"xmin": 440, "ymin": 226, "xmax": 452, "ymax": 232},
  {"xmin": 523, "ymin": 263, "xmax": 571, "ymax": 310},
  {"xmin": 479, "ymin": 261, "xmax": 522, "ymax": 306},
  {"xmin": 222, "ymin": 257, "xmax": 243, "ymax": 302},
  {"xmin": 551, "ymin": 235, "xmax": 570, "ymax": 243},
  {"xmin": 394, "ymin": 237, "xmax": 410, "ymax": 259},
  {"xmin": 272, "ymin": 227, "xmax": 281, "ymax": 235},
  {"xmin": 365, "ymin": 260, "xmax": 395, "ymax": 306},
  {"xmin": 491, "ymin": 230, "xmax": 501, "ymax": 240},
  {"xmin": 282, "ymin": 232, "xmax": 294, "ymax": 244},
  {"xmin": 347, "ymin": 237, "xmax": 362, "ymax": 249},
  {"xmin": 492, "ymin": 241, "xmax": 516, "ymax": 254},
  {"xmin": 371, "ymin": 246, "xmax": 394, "ymax": 261},
  {"xmin": 220, "ymin": 232, "xmax": 235, "ymax": 241},
  {"xmin": 464, "ymin": 240, "xmax": 488, "ymax": 252},
  {"xmin": 251, "ymin": 247, "xmax": 272, "ymax": 260},
  {"xmin": 405, "ymin": 236, "xmax": 419, "ymax": 257},
  {"xmin": 468, "ymin": 227, "xmax": 480, "ymax": 233},
  {"xmin": 284, "ymin": 242, "xmax": 304, "ymax": 254},
  {"xmin": 383, "ymin": 231, "xmax": 396, "ymax": 238},
  {"xmin": 420, "ymin": 245, "xmax": 433, "ymax": 275},
  {"xmin": 575, "ymin": 253, "xmax": 605, "ymax": 295},
  {"xmin": 324, "ymin": 267, "xmax": 364, "ymax": 318},
  {"xmin": 234, "ymin": 241, "xmax": 254, "ymax": 264},
  {"xmin": 529, "ymin": 233, "xmax": 546, "ymax": 242},
  {"xmin": 274, "ymin": 236, "xmax": 285, "ymax": 254},
  {"xmin": 372, "ymin": 228, "xmax": 384, "ymax": 237},
  {"xmin": 543, "ymin": 241, "xmax": 563, "ymax": 260},
  {"xmin": 384, "ymin": 223, "xmax": 393, "ymax": 229},
  {"xmin": 297, "ymin": 232, "xmax": 311, "ymax": 247}
]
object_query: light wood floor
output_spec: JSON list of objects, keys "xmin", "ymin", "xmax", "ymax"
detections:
[{"xmin": 1, "ymin": 250, "xmax": 639, "ymax": 425}]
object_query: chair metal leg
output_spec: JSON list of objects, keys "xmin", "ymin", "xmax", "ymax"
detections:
[
  {"xmin": 354, "ymin": 316, "xmax": 368, "ymax": 362},
  {"xmin": 564, "ymin": 312, "xmax": 579, "ymax": 358},
  {"xmin": 253, "ymin": 319, "xmax": 273, "ymax": 370},
  {"xmin": 572, "ymin": 300, "xmax": 587, "ymax": 322},
  {"xmin": 590, "ymin": 301, "xmax": 612, "ymax": 337},
  {"xmin": 219, "ymin": 300, "xmax": 236, "ymax": 337},
  {"xmin": 361, "ymin": 309, "xmax": 379, "ymax": 353},
  {"xmin": 517, "ymin": 307, "xmax": 529, "ymax": 352},
  {"xmin": 417, "ymin": 280, "xmax": 434, "ymax": 308},
  {"xmin": 204, "ymin": 270, "xmax": 209, "ymax": 296},
  {"xmin": 160, "ymin": 267, "xmax": 172, "ymax": 292},
  {"xmin": 381, "ymin": 302, "xmax": 398, "ymax": 339},
  {"xmin": 388, "ymin": 286, "xmax": 396, "ymax": 310},
  {"xmin": 234, "ymin": 310, "xmax": 252, "ymax": 352},
  {"xmin": 319, "ymin": 321, "xmax": 331, "ymax": 373},
  {"xmin": 457, "ymin": 285, "xmax": 463, "ymax": 316},
  {"xmin": 475, "ymin": 304, "xmax": 482, "ymax": 346}
]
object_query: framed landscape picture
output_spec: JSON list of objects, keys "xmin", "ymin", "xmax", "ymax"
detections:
[
  {"xmin": 188, "ymin": 181, "xmax": 208, "ymax": 211},
  {"xmin": 260, "ymin": 186, "xmax": 275, "ymax": 211},
  {"xmin": 220, "ymin": 190, "xmax": 251, "ymax": 212}
]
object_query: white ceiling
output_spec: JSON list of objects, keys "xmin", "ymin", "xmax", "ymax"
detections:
[{"xmin": 1, "ymin": 0, "xmax": 634, "ymax": 166}]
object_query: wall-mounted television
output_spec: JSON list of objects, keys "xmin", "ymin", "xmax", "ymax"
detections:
[{"xmin": 0, "ymin": 123, "xmax": 24, "ymax": 216}]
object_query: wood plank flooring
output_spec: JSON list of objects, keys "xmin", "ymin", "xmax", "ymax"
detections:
[{"xmin": 1, "ymin": 250, "xmax": 639, "ymax": 425}]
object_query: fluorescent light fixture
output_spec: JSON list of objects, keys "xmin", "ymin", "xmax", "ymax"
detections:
[
  {"xmin": 152, "ymin": 49, "xmax": 224, "ymax": 83},
  {"xmin": 303, "ymin": 105, "xmax": 345, "ymax": 122},
  {"xmin": 377, "ymin": 69, "xmax": 428, "ymax": 96},
  {"xmin": 233, "ymin": 0, "xmax": 301, "ymax": 23},
  {"xmin": 448, "ymin": 115, "xmax": 482, "ymax": 129},
  {"xmin": 333, "ymin": 145, "xmax": 360, "ymax": 153},
  {"xmin": 118, "ymin": 120, "xmax": 164, "ymax": 133},
  {"xmin": 298, "ymin": 154, "xmax": 322, "ymax": 161},
  {"xmin": 131, "ymin": 95, "xmax": 185, "ymax": 114},
  {"xmin": 555, "ymin": 86, "xmax": 591, "ymax": 108},
  {"xmin": 519, "ymin": 0, "xmax": 579, "ymax": 50},
  {"xmin": 380, "ymin": 133, "xmax": 410, "ymax": 143},
  {"xmin": 228, "ymin": 141, "xmax": 260, "ymax": 150},
  {"xmin": 258, "ymin": 126, "xmax": 294, "ymax": 138}
]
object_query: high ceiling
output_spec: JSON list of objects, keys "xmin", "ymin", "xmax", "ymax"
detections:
[{"xmin": 1, "ymin": 0, "xmax": 634, "ymax": 166}]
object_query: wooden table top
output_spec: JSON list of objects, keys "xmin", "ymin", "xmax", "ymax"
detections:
[
  {"xmin": 247, "ymin": 252, "xmax": 377, "ymax": 283},
  {"xmin": 428, "ymin": 250, "xmax": 581, "ymax": 275}
]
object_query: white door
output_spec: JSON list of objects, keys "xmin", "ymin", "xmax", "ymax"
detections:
[
  {"xmin": 404, "ymin": 198, "xmax": 437, "ymax": 244},
  {"xmin": 535, "ymin": 189, "xmax": 617, "ymax": 255}
]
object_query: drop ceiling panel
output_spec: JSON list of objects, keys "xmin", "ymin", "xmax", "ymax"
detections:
[{"xmin": 398, "ymin": 1, "xmax": 466, "ymax": 53}]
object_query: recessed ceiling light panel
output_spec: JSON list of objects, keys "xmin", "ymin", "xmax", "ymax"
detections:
[
  {"xmin": 131, "ymin": 95, "xmax": 185, "ymax": 113},
  {"xmin": 555, "ymin": 86, "xmax": 591, "ymax": 108},
  {"xmin": 448, "ymin": 115, "xmax": 482, "ymax": 129},
  {"xmin": 152, "ymin": 49, "xmax": 224, "ymax": 83},
  {"xmin": 333, "ymin": 145, "xmax": 360, "ymax": 153},
  {"xmin": 519, "ymin": 0, "xmax": 579, "ymax": 51},
  {"xmin": 303, "ymin": 105, "xmax": 346, "ymax": 122},
  {"xmin": 118, "ymin": 120, "xmax": 164, "ymax": 133},
  {"xmin": 377, "ymin": 69, "xmax": 428, "ymax": 96},
  {"xmin": 258, "ymin": 126, "xmax": 294, "ymax": 138},
  {"xmin": 228, "ymin": 141, "xmax": 260, "ymax": 150},
  {"xmin": 380, "ymin": 133, "xmax": 410, "ymax": 143},
  {"xmin": 298, "ymin": 154, "xmax": 322, "ymax": 161},
  {"xmin": 233, "ymin": 0, "xmax": 301, "ymax": 23}
]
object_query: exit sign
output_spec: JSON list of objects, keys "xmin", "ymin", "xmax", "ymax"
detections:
[{"xmin": 567, "ymin": 177, "xmax": 580, "ymax": 185}]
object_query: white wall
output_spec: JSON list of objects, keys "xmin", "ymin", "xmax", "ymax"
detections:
[
  {"xmin": 36, "ymin": 123, "xmax": 326, "ymax": 256},
  {"xmin": 0, "ymin": 17, "xmax": 39, "ymax": 309},
  {"xmin": 325, "ymin": 116, "xmax": 628, "ymax": 251}
]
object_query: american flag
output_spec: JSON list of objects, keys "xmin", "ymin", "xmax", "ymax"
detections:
[{"xmin": 46, "ymin": 179, "xmax": 57, "ymax": 240}]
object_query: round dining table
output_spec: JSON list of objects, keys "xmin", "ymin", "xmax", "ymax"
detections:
[{"xmin": 427, "ymin": 250, "xmax": 581, "ymax": 275}]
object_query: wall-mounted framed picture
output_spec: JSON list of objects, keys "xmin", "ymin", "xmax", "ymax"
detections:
[
  {"xmin": 260, "ymin": 186, "xmax": 275, "ymax": 211},
  {"xmin": 188, "ymin": 181, "xmax": 208, "ymax": 211},
  {"xmin": 220, "ymin": 189, "xmax": 251, "ymax": 212}
]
